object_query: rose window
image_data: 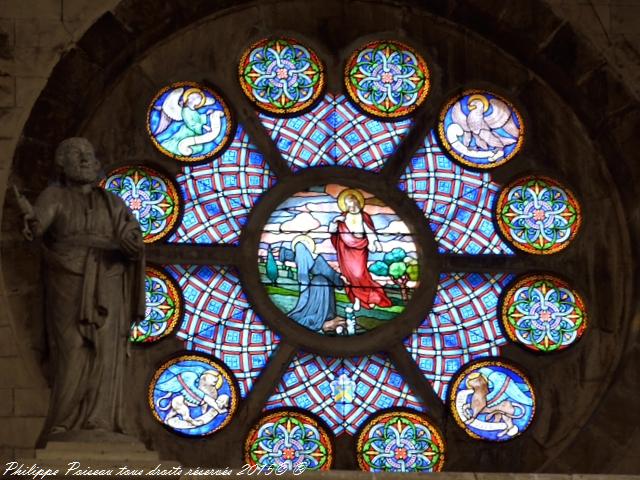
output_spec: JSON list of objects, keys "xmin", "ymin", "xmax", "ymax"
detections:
[{"xmin": 101, "ymin": 37, "xmax": 587, "ymax": 472}]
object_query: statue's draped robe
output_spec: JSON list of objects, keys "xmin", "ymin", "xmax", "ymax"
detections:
[
  {"xmin": 330, "ymin": 212, "xmax": 392, "ymax": 309},
  {"xmin": 35, "ymin": 185, "xmax": 145, "ymax": 432}
]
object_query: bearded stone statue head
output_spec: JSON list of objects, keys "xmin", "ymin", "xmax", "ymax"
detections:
[{"xmin": 54, "ymin": 137, "xmax": 101, "ymax": 185}]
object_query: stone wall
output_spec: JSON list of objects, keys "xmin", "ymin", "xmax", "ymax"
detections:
[
  {"xmin": 0, "ymin": 0, "xmax": 118, "ymax": 462},
  {"xmin": 0, "ymin": 0, "xmax": 638, "ymax": 474}
]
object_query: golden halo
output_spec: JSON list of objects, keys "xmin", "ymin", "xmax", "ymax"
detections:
[
  {"xmin": 465, "ymin": 371, "xmax": 485, "ymax": 388},
  {"xmin": 291, "ymin": 234, "xmax": 316, "ymax": 254},
  {"xmin": 337, "ymin": 188, "xmax": 365, "ymax": 213},
  {"xmin": 182, "ymin": 87, "xmax": 207, "ymax": 109},
  {"xmin": 467, "ymin": 94, "xmax": 490, "ymax": 112}
]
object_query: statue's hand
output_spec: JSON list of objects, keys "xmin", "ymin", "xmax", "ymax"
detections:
[
  {"xmin": 120, "ymin": 230, "xmax": 143, "ymax": 257},
  {"xmin": 12, "ymin": 185, "xmax": 34, "ymax": 216},
  {"xmin": 12, "ymin": 186, "xmax": 36, "ymax": 241}
]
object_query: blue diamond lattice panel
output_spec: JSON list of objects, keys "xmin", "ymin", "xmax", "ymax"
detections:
[
  {"xmin": 264, "ymin": 352, "xmax": 424, "ymax": 436},
  {"xmin": 399, "ymin": 131, "xmax": 513, "ymax": 255},
  {"xmin": 404, "ymin": 273, "xmax": 514, "ymax": 400},
  {"xmin": 166, "ymin": 265, "xmax": 280, "ymax": 398},
  {"xmin": 259, "ymin": 94, "xmax": 413, "ymax": 172},
  {"xmin": 168, "ymin": 125, "xmax": 276, "ymax": 245}
]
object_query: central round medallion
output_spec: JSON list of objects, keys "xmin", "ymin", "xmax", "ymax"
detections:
[{"xmin": 259, "ymin": 184, "xmax": 420, "ymax": 336}]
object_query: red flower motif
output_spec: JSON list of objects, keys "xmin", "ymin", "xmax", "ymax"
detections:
[
  {"xmin": 394, "ymin": 447, "xmax": 408, "ymax": 460},
  {"xmin": 532, "ymin": 209, "xmax": 546, "ymax": 222},
  {"xmin": 129, "ymin": 197, "xmax": 143, "ymax": 211},
  {"xmin": 381, "ymin": 72, "xmax": 394, "ymax": 83},
  {"xmin": 282, "ymin": 447, "xmax": 296, "ymax": 460}
]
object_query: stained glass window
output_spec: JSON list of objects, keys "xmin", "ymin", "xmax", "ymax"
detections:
[
  {"xmin": 439, "ymin": 90, "xmax": 524, "ymax": 168},
  {"xmin": 130, "ymin": 265, "xmax": 182, "ymax": 343},
  {"xmin": 239, "ymin": 38, "xmax": 325, "ymax": 115},
  {"xmin": 345, "ymin": 40, "xmax": 430, "ymax": 118},
  {"xmin": 166, "ymin": 265, "xmax": 280, "ymax": 398},
  {"xmin": 501, "ymin": 274, "xmax": 587, "ymax": 352},
  {"xmin": 449, "ymin": 360, "xmax": 535, "ymax": 441},
  {"xmin": 259, "ymin": 94, "xmax": 413, "ymax": 171},
  {"xmin": 168, "ymin": 125, "xmax": 275, "ymax": 245},
  {"xmin": 356, "ymin": 411, "xmax": 445, "ymax": 472},
  {"xmin": 245, "ymin": 410, "xmax": 333, "ymax": 471},
  {"xmin": 147, "ymin": 82, "xmax": 234, "ymax": 162},
  {"xmin": 399, "ymin": 131, "xmax": 513, "ymax": 255},
  {"xmin": 404, "ymin": 273, "xmax": 514, "ymax": 400},
  {"xmin": 148, "ymin": 354, "xmax": 239, "ymax": 436},
  {"xmin": 260, "ymin": 184, "xmax": 419, "ymax": 335},
  {"xmin": 264, "ymin": 352, "xmax": 424, "ymax": 436},
  {"xmin": 496, "ymin": 176, "xmax": 582, "ymax": 254},
  {"xmin": 111, "ymin": 34, "xmax": 586, "ymax": 471},
  {"xmin": 101, "ymin": 166, "xmax": 181, "ymax": 243}
]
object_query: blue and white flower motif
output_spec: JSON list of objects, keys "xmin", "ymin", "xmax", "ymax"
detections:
[
  {"xmin": 240, "ymin": 38, "xmax": 324, "ymax": 114},
  {"xmin": 331, "ymin": 373, "xmax": 356, "ymax": 404}
]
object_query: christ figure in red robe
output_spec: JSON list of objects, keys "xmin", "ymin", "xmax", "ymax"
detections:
[{"xmin": 330, "ymin": 189, "xmax": 392, "ymax": 311}]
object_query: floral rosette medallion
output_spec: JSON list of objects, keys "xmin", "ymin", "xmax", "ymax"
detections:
[
  {"xmin": 149, "ymin": 355, "xmax": 239, "ymax": 436},
  {"xmin": 239, "ymin": 38, "xmax": 325, "ymax": 115},
  {"xmin": 496, "ymin": 176, "xmax": 581, "ymax": 254},
  {"xmin": 438, "ymin": 90, "xmax": 524, "ymax": 168},
  {"xmin": 245, "ymin": 410, "xmax": 333, "ymax": 471},
  {"xmin": 147, "ymin": 82, "xmax": 234, "ymax": 162},
  {"xmin": 345, "ymin": 40, "xmax": 430, "ymax": 118},
  {"xmin": 450, "ymin": 360, "xmax": 535, "ymax": 441},
  {"xmin": 101, "ymin": 165, "xmax": 181, "ymax": 243},
  {"xmin": 356, "ymin": 410, "xmax": 445, "ymax": 472},
  {"xmin": 130, "ymin": 266, "xmax": 182, "ymax": 343},
  {"xmin": 501, "ymin": 274, "xmax": 587, "ymax": 352}
]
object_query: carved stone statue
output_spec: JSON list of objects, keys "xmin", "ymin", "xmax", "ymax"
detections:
[{"xmin": 15, "ymin": 137, "xmax": 145, "ymax": 439}]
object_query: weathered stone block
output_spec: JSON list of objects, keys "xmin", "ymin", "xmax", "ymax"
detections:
[
  {"xmin": 15, "ymin": 19, "xmax": 71, "ymax": 50},
  {"xmin": 0, "ymin": 356, "xmax": 38, "ymax": 388},
  {"xmin": 77, "ymin": 13, "xmax": 134, "ymax": 68},
  {"xmin": 12, "ymin": 447, "xmax": 35, "ymax": 459},
  {"xmin": 0, "ymin": 106, "xmax": 25, "ymax": 139},
  {"xmin": 0, "ymin": 446, "xmax": 15, "ymax": 463},
  {"xmin": 451, "ymin": 0, "xmax": 563, "ymax": 65},
  {"xmin": 14, "ymin": 388, "xmax": 49, "ymax": 417},
  {"xmin": 61, "ymin": 0, "xmax": 119, "ymax": 36},
  {"xmin": 15, "ymin": 76, "xmax": 46, "ymax": 109},
  {"xmin": 540, "ymin": 23, "xmax": 605, "ymax": 80},
  {"xmin": 0, "ymin": 74, "xmax": 15, "ymax": 107},
  {"xmin": 21, "ymin": 95, "xmax": 78, "ymax": 145},
  {"xmin": 0, "ymin": 417, "xmax": 45, "ymax": 448},
  {"xmin": 0, "ymin": 388, "xmax": 13, "ymax": 416},
  {"xmin": 0, "ymin": 325, "xmax": 18, "ymax": 356},
  {"xmin": 1, "ymin": 45, "xmax": 61, "ymax": 77},
  {"xmin": 0, "ymin": 0, "xmax": 60, "ymax": 19},
  {"xmin": 611, "ymin": 4, "xmax": 640, "ymax": 36},
  {"xmin": 44, "ymin": 47, "xmax": 103, "ymax": 107},
  {"xmin": 10, "ymin": 137, "xmax": 54, "ymax": 192},
  {"xmin": 579, "ymin": 65, "xmax": 634, "ymax": 119},
  {"xmin": 0, "ymin": 304, "xmax": 8, "ymax": 325},
  {"xmin": 0, "ymin": 19, "xmax": 14, "ymax": 61}
]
